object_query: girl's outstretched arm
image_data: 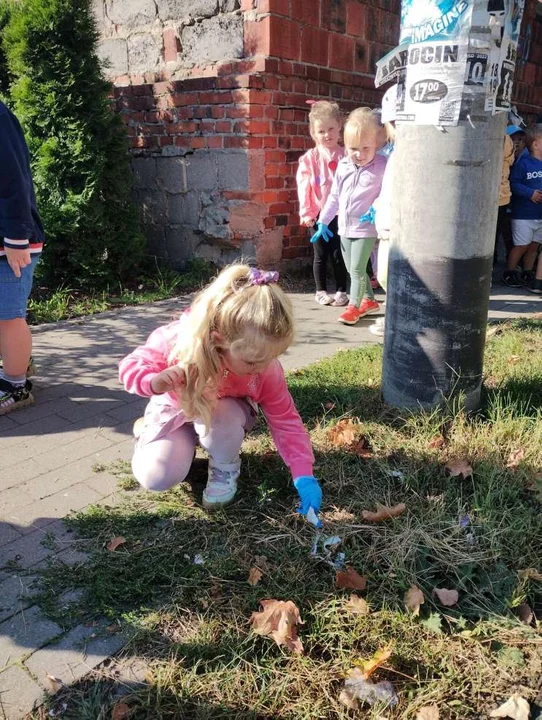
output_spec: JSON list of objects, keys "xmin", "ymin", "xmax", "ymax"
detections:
[{"xmin": 119, "ymin": 321, "xmax": 180, "ymax": 397}]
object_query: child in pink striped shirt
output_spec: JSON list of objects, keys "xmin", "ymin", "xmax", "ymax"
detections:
[
  {"xmin": 119, "ymin": 264, "xmax": 322, "ymax": 518},
  {"xmin": 296, "ymin": 101, "xmax": 348, "ymax": 307}
]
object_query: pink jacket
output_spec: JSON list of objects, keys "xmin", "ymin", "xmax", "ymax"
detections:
[
  {"xmin": 319, "ymin": 154, "xmax": 387, "ymax": 238},
  {"xmin": 296, "ymin": 145, "xmax": 345, "ymax": 223},
  {"xmin": 119, "ymin": 318, "xmax": 314, "ymax": 480}
]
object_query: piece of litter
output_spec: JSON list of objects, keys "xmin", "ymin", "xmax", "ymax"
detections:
[
  {"xmin": 323, "ymin": 535, "xmax": 342, "ymax": 552},
  {"xmin": 310, "ymin": 532, "xmax": 345, "ymax": 569},
  {"xmin": 390, "ymin": 470, "xmax": 404, "ymax": 479},
  {"xmin": 306, "ymin": 507, "xmax": 322, "ymax": 528},
  {"xmin": 459, "ymin": 514, "xmax": 471, "ymax": 528},
  {"xmin": 339, "ymin": 670, "xmax": 398, "ymax": 710},
  {"xmin": 193, "ymin": 554, "xmax": 205, "ymax": 565}
]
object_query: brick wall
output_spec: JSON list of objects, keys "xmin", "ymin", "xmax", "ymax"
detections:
[
  {"xmin": 98, "ymin": 0, "xmax": 541, "ymax": 268},
  {"xmin": 514, "ymin": 0, "xmax": 542, "ymax": 122}
]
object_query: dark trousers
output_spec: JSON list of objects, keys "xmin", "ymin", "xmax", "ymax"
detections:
[
  {"xmin": 495, "ymin": 204, "xmax": 512, "ymax": 260},
  {"xmin": 312, "ymin": 216, "xmax": 348, "ymax": 293}
]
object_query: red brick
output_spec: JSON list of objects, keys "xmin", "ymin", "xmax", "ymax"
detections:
[
  {"xmin": 216, "ymin": 120, "xmax": 232, "ymax": 132},
  {"xmin": 265, "ymin": 150, "xmax": 284, "ymax": 162},
  {"xmin": 163, "ymin": 27, "xmax": 179, "ymax": 63},
  {"xmin": 206, "ymin": 136, "xmax": 224, "ymax": 148},
  {"xmin": 321, "ymin": 0, "xmax": 346, "ymax": 32},
  {"xmin": 192, "ymin": 137, "xmax": 206, "ymax": 149},
  {"xmin": 279, "ymin": 60, "xmax": 293, "ymax": 75},
  {"xmin": 264, "ymin": 105, "xmax": 279, "ymax": 119},
  {"xmin": 232, "ymin": 89, "xmax": 251, "ymax": 104},
  {"xmin": 171, "ymin": 92, "xmax": 199, "ymax": 107},
  {"xmin": 263, "ymin": 136, "xmax": 278, "ymax": 148},
  {"xmin": 301, "ymin": 24, "xmax": 329, "ymax": 65},
  {"xmin": 246, "ymin": 120, "xmax": 270, "ymax": 134},
  {"xmin": 292, "ymin": 0, "xmax": 321, "ymax": 25},
  {"xmin": 244, "ymin": 17, "xmax": 270, "ymax": 57},
  {"xmin": 346, "ymin": 1, "xmax": 368, "ymax": 37},
  {"xmin": 255, "ymin": 0, "xmax": 290, "ymax": 14},
  {"xmin": 248, "ymin": 90, "xmax": 273, "ymax": 104},
  {"xmin": 354, "ymin": 40, "xmax": 370, "ymax": 73},
  {"xmin": 269, "ymin": 17, "xmax": 301, "ymax": 61},
  {"xmin": 211, "ymin": 106, "xmax": 225, "ymax": 119}
]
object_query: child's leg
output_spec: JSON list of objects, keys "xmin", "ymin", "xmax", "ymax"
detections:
[
  {"xmin": 376, "ymin": 239, "xmax": 390, "ymax": 292},
  {"xmin": 132, "ymin": 423, "xmax": 197, "ymax": 491},
  {"xmin": 328, "ymin": 219, "xmax": 348, "ymax": 293},
  {"xmin": 195, "ymin": 397, "xmax": 254, "ymax": 508},
  {"xmin": 506, "ymin": 219, "xmax": 532, "ymax": 272},
  {"xmin": 522, "ymin": 242, "xmax": 538, "ymax": 273},
  {"xmin": 347, "ymin": 237, "xmax": 376, "ymax": 305},
  {"xmin": 312, "ymin": 235, "xmax": 329, "ymax": 294},
  {"xmin": 194, "ymin": 397, "xmax": 253, "ymax": 464}
]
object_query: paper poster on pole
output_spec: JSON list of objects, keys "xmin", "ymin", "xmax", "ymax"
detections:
[
  {"xmin": 400, "ymin": 0, "xmax": 474, "ymax": 44},
  {"xmin": 483, "ymin": 0, "xmax": 525, "ymax": 112},
  {"xmin": 395, "ymin": 42, "xmax": 468, "ymax": 125}
]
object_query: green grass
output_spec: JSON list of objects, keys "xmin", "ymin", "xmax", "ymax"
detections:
[
  {"xmin": 30, "ymin": 321, "xmax": 542, "ymax": 719},
  {"xmin": 27, "ymin": 258, "xmax": 216, "ymax": 324}
]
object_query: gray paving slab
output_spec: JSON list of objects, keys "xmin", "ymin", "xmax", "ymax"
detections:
[
  {"xmin": 0, "ymin": 575, "xmax": 40, "ymax": 624},
  {"xmin": 0, "ymin": 665, "xmax": 44, "ymax": 719},
  {"xmin": 0, "ymin": 605, "xmax": 62, "ymax": 669}
]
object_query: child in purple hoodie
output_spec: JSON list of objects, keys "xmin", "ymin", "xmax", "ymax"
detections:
[{"xmin": 314, "ymin": 108, "xmax": 386, "ymax": 325}]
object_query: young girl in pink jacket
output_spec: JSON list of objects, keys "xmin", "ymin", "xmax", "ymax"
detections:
[
  {"xmin": 296, "ymin": 101, "xmax": 348, "ymax": 307},
  {"xmin": 316, "ymin": 108, "xmax": 387, "ymax": 325},
  {"xmin": 119, "ymin": 264, "xmax": 321, "ymax": 517}
]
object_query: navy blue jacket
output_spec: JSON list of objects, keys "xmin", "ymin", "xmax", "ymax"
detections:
[
  {"xmin": 510, "ymin": 150, "xmax": 542, "ymax": 220},
  {"xmin": 0, "ymin": 101, "xmax": 44, "ymax": 257}
]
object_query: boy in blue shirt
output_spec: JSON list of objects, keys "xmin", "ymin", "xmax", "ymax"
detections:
[
  {"xmin": 0, "ymin": 101, "xmax": 44, "ymax": 414},
  {"xmin": 503, "ymin": 124, "xmax": 542, "ymax": 289}
]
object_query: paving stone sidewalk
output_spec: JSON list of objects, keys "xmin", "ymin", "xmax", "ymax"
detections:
[{"xmin": 0, "ymin": 286, "xmax": 540, "ymax": 719}]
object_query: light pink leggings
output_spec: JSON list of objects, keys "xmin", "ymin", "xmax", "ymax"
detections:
[{"xmin": 132, "ymin": 397, "xmax": 254, "ymax": 492}]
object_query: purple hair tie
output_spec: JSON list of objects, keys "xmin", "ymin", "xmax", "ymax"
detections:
[{"xmin": 247, "ymin": 267, "xmax": 279, "ymax": 286}]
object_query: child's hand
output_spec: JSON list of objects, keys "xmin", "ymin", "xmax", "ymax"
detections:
[
  {"xmin": 531, "ymin": 190, "xmax": 542, "ymax": 203},
  {"xmin": 310, "ymin": 223, "xmax": 333, "ymax": 243},
  {"xmin": 301, "ymin": 216, "xmax": 315, "ymax": 227},
  {"xmin": 151, "ymin": 365, "xmax": 186, "ymax": 394},
  {"xmin": 294, "ymin": 475, "xmax": 322, "ymax": 515}
]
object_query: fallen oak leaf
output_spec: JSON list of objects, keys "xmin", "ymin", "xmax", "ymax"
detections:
[
  {"xmin": 106, "ymin": 536, "xmax": 127, "ymax": 551},
  {"xmin": 112, "ymin": 702, "xmax": 132, "ymax": 720},
  {"xmin": 433, "ymin": 588, "xmax": 459, "ymax": 607},
  {"xmin": 362, "ymin": 503, "xmax": 406, "ymax": 522},
  {"xmin": 445, "ymin": 459, "xmax": 473, "ymax": 479},
  {"xmin": 353, "ymin": 434, "xmax": 373, "ymax": 459},
  {"xmin": 404, "ymin": 585, "xmax": 425, "ymax": 616},
  {"xmin": 248, "ymin": 566, "xmax": 263, "ymax": 586},
  {"xmin": 508, "ymin": 354, "xmax": 521, "ymax": 364},
  {"xmin": 327, "ymin": 418, "xmax": 358, "ymax": 448},
  {"xmin": 506, "ymin": 447, "xmax": 525, "ymax": 470},
  {"xmin": 517, "ymin": 602, "xmax": 534, "ymax": 625},
  {"xmin": 336, "ymin": 566, "xmax": 368, "ymax": 591},
  {"xmin": 428, "ymin": 435, "xmax": 445, "ymax": 449},
  {"xmin": 345, "ymin": 594, "xmax": 370, "ymax": 615},
  {"xmin": 489, "ymin": 693, "xmax": 530, "ymax": 720},
  {"xmin": 249, "ymin": 599, "xmax": 304, "ymax": 654},
  {"xmin": 356, "ymin": 646, "xmax": 393, "ymax": 679},
  {"xmin": 416, "ymin": 705, "xmax": 440, "ymax": 720}
]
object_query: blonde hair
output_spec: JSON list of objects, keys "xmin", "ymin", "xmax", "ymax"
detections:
[
  {"xmin": 309, "ymin": 100, "xmax": 342, "ymax": 138},
  {"xmin": 170, "ymin": 264, "xmax": 294, "ymax": 430},
  {"xmin": 343, "ymin": 107, "xmax": 381, "ymax": 145}
]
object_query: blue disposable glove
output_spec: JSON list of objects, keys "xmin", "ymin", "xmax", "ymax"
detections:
[
  {"xmin": 310, "ymin": 222, "xmax": 333, "ymax": 244},
  {"xmin": 360, "ymin": 206, "xmax": 376, "ymax": 224},
  {"xmin": 294, "ymin": 475, "xmax": 322, "ymax": 517}
]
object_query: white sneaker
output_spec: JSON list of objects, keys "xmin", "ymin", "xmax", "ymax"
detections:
[
  {"xmin": 369, "ymin": 319, "xmax": 385, "ymax": 336},
  {"xmin": 202, "ymin": 458, "xmax": 240, "ymax": 510},
  {"xmin": 331, "ymin": 291, "xmax": 349, "ymax": 306},
  {"xmin": 315, "ymin": 291, "xmax": 332, "ymax": 306}
]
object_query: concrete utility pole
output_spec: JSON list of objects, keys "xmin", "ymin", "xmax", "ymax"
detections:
[{"xmin": 381, "ymin": 0, "xmax": 512, "ymax": 412}]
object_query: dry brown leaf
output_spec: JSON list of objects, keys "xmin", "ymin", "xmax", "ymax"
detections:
[
  {"xmin": 518, "ymin": 568, "xmax": 542, "ymax": 582},
  {"xmin": 45, "ymin": 673, "xmax": 63, "ymax": 692},
  {"xmin": 106, "ymin": 536, "xmax": 127, "ymax": 551},
  {"xmin": 249, "ymin": 599, "xmax": 304, "ymax": 654},
  {"xmin": 357, "ymin": 646, "xmax": 393, "ymax": 679},
  {"xmin": 106, "ymin": 622, "xmax": 122, "ymax": 634},
  {"xmin": 362, "ymin": 503, "xmax": 407, "ymax": 522},
  {"xmin": 517, "ymin": 602, "xmax": 534, "ymax": 625},
  {"xmin": 327, "ymin": 419, "xmax": 357, "ymax": 448},
  {"xmin": 336, "ymin": 567, "xmax": 368, "ymax": 591},
  {"xmin": 404, "ymin": 585, "xmax": 425, "ymax": 616},
  {"xmin": 506, "ymin": 447, "xmax": 525, "ymax": 470},
  {"xmin": 112, "ymin": 702, "xmax": 132, "ymax": 720},
  {"xmin": 508, "ymin": 354, "xmax": 521, "ymax": 364},
  {"xmin": 433, "ymin": 588, "xmax": 459, "ymax": 606},
  {"xmin": 445, "ymin": 459, "xmax": 473, "ymax": 479},
  {"xmin": 428, "ymin": 436, "xmax": 446, "ymax": 449},
  {"xmin": 416, "ymin": 705, "xmax": 440, "ymax": 720},
  {"xmin": 248, "ymin": 567, "xmax": 263, "ymax": 586},
  {"xmin": 345, "ymin": 594, "xmax": 370, "ymax": 615},
  {"xmin": 353, "ymin": 435, "xmax": 373, "ymax": 459},
  {"xmin": 489, "ymin": 693, "xmax": 530, "ymax": 720}
]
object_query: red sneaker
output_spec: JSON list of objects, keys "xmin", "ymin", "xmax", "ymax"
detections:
[
  {"xmin": 338, "ymin": 305, "xmax": 362, "ymax": 325},
  {"xmin": 358, "ymin": 298, "xmax": 380, "ymax": 317}
]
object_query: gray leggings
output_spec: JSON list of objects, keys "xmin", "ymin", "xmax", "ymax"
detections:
[{"xmin": 341, "ymin": 236, "xmax": 376, "ymax": 305}]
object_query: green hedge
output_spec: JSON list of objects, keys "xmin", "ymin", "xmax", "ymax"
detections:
[{"xmin": 1, "ymin": 0, "xmax": 145, "ymax": 288}]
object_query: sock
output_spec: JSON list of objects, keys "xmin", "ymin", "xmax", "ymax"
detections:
[{"xmin": 0, "ymin": 369, "xmax": 26, "ymax": 387}]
